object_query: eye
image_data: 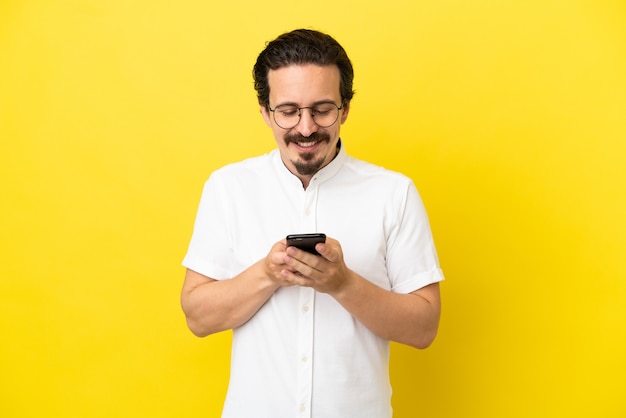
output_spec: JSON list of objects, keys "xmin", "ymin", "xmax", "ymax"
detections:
[
  {"xmin": 312, "ymin": 104, "xmax": 335, "ymax": 115},
  {"xmin": 277, "ymin": 106, "xmax": 299, "ymax": 117}
]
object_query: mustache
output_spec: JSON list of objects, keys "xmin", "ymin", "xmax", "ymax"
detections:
[{"xmin": 285, "ymin": 131, "xmax": 331, "ymax": 144}]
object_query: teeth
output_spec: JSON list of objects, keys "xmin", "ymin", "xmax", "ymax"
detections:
[{"xmin": 298, "ymin": 141, "xmax": 316, "ymax": 147}]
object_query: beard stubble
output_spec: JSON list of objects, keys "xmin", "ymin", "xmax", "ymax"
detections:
[{"xmin": 284, "ymin": 131, "xmax": 332, "ymax": 176}]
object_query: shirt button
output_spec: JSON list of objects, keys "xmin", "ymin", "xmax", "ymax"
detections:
[
  {"xmin": 304, "ymin": 208, "xmax": 310, "ymax": 216},
  {"xmin": 302, "ymin": 305, "xmax": 309, "ymax": 312},
  {"xmin": 300, "ymin": 404, "xmax": 306, "ymax": 412},
  {"xmin": 301, "ymin": 355, "xmax": 308, "ymax": 363}
]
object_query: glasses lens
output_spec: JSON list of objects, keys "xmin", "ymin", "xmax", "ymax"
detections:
[
  {"xmin": 273, "ymin": 105, "xmax": 300, "ymax": 129},
  {"xmin": 272, "ymin": 103, "xmax": 340, "ymax": 129},
  {"xmin": 312, "ymin": 103, "xmax": 340, "ymax": 128}
]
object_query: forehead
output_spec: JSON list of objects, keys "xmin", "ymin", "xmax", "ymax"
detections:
[{"xmin": 267, "ymin": 64, "xmax": 341, "ymax": 105}]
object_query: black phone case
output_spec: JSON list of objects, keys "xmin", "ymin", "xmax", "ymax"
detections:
[{"xmin": 286, "ymin": 233, "xmax": 326, "ymax": 255}]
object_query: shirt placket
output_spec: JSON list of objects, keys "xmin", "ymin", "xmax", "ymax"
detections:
[{"xmin": 296, "ymin": 179, "xmax": 319, "ymax": 418}]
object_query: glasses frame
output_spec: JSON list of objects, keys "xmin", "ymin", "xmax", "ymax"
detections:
[{"xmin": 268, "ymin": 101, "xmax": 344, "ymax": 130}]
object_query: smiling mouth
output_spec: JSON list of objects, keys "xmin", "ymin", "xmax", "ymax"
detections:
[
  {"xmin": 286, "ymin": 132, "xmax": 331, "ymax": 150},
  {"xmin": 295, "ymin": 140, "xmax": 318, "ymax": 148}
]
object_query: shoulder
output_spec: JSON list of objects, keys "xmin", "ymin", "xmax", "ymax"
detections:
[
  {"xmin": 208, "ymin": 151, "xmax": 276, "ymax": 182},
  {"xmin": 341, "ymin": 155, "xmax": 414, "ymax": 188}
]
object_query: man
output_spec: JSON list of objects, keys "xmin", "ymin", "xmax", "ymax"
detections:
[{"xmin": 181, "ymin": 29, "xmax": 444, "ymax": 418}]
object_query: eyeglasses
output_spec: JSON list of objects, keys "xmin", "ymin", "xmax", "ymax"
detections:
[{"xmin": 268, "ymin": 102, "xmax": 343, "ymax": 130}]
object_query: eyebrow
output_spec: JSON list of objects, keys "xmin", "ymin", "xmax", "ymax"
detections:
[{"xmin": 274, "ymin": 99, "xmax": 339, "ymax": 108}]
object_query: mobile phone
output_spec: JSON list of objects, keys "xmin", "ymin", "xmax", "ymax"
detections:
[{"xmin": 286, "ymin": 233, "xmax": 326, "ymax": 255}]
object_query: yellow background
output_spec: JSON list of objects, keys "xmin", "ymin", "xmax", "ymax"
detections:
[{"xmin": 1, "ymin": 1, "xmax": 625, "ymax": 417}]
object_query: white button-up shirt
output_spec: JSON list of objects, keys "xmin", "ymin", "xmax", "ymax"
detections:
[{"xmin": 183, "ymin": 143, "xmax": 444, "ymax": 418}]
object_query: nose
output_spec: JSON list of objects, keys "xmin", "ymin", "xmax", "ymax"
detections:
[{"xmin": 295, "ymin": 108, "xmax": 319, "ymax": 137}]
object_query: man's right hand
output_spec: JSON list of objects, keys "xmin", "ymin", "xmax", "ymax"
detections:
[{"xmin": 263, "ymin": 239, "xmax": 296, "ymax": 288}]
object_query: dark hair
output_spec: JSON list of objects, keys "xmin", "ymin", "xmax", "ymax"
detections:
[{"xmin": 253, "ymin": 29, "xmax": 355, "ymax": 109}]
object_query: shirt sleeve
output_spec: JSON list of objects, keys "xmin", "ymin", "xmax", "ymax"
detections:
[
  {"xmin": 182, "ymin": 172, "xmax": 234, "ymax": 280},
  {"xmin": 387, "ymin": 180, "xmax": 444, "ymax": 294}
]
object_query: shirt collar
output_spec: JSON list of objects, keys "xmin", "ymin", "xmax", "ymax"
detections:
[{"xmin": 309, "ymin": 138, "xmax": 346, "ymax": 185}]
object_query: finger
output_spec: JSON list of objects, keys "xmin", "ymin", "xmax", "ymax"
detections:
[
  {"xmin": 315, "ymin": 243, "xmax": 338, "ymax": 263},
  {"xmin": 284, "ymin": 251, "xmax": 322, "ymax": 275},
  {"xmin": 315, "ymin": 243, "xmax": 327, "ymax": 258},
  {"xmin": 281, "ymin": 269, "xmax": 313, "ymax": 287},
  {"xmin": 270, "ymin": 250, "xmax": 289, "ymax": 266}
]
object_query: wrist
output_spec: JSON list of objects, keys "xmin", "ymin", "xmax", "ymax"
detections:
[
  {"xmin": 256, "ymin": 259, "xmax": 282, "ymax": 291},
  {"xmin": 329, "ymin": 269, "xmax": 359, "ymax": 300}
]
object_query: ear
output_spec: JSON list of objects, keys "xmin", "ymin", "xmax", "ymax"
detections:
[
  {"xmin": 339, "ymin": 101, "xmax": 350, "ymax": 124},
  {"xmin": 260, "ymin": 105, "xmax": 272, "ymax": 128}
]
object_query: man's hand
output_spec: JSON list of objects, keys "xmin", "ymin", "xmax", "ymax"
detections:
[
  {"xmin": 282, "ymin": 237, "xmax": 352, "ymax": 294},
  {"xmin": 181, "ymin": 237, "xmax": 298, "ymax": 336},
  {"xmin": 281, "ymin": 235, "xmax": 441, "ymax": 348},
  {"xmin": 264, "ymin": 239, "xmax": 298, "ymax": 288}
]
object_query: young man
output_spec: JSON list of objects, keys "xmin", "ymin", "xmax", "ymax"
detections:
[{"xmin": 181, "ymin": 29, "xmax": 444, "ymax": 418}]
